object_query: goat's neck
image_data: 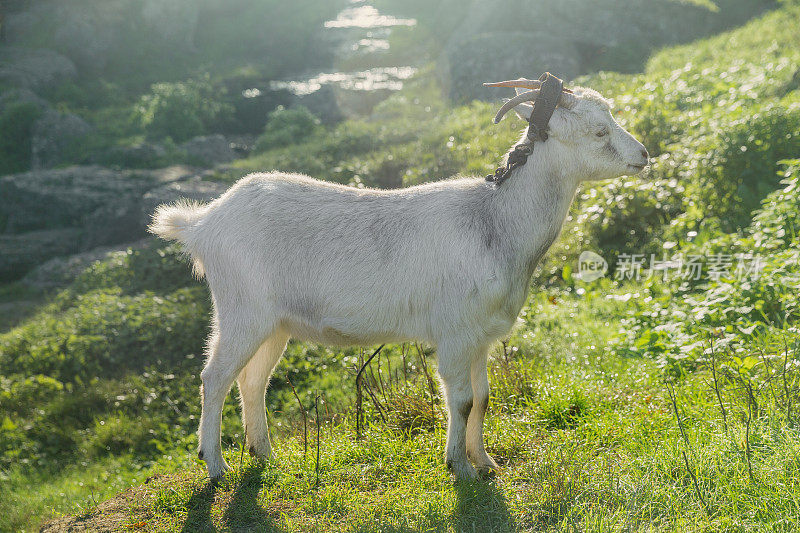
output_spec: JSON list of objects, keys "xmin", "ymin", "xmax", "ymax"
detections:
[{"xmin": 491, "ymin": 141, "xmax": 580, "ymax": 275}]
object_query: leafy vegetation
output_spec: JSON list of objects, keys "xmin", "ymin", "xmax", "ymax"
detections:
[
  {"xmin": 134, "ymin": 77, "xmax": 235, "ymax": 143},
  {"xmin": 254, "ymin": 106, "xmax": 321, "ymax": 153}
]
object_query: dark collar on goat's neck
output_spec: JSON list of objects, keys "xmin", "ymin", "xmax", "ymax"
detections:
[{"xmin": 485, "ymin": 72, "xmax": 564, "ymax": 188}]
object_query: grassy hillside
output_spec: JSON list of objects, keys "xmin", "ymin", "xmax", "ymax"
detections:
[{"xmin": 2, "ymin": 2, "xmax": 800, "ymax": 532}]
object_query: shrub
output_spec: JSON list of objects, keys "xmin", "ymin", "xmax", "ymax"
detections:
[
  {"xmin": 134, "ymin": 77, "xmax": 233, "ymax": 142},
  {"xmin": 750, "ymin": 159, "xmax": 800, "ymax": 249},
  {"xmin": 613, "ymin": 161, "xmax": 800, "ymax": 369},
  {"xmin": 254, "ymin": 106, "xmax": 321, "ymax": 152},
  {"xmin": 83, "ymin": 414, "xmax": 162, "ymax": 458},
  {"xmin": 695, "ymin": 105, "xmax": 800, "ymax": 232}
]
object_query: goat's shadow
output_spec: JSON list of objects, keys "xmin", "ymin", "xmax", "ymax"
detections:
[
  {"xmin": 181, "ymin": 479, "xmax": 216, "ymax": 532},
  {"xmin": 451, "ymin": 478, "xmax": 515, "ymax": 533},
  {"xmin": 181, "ymin": 465, "xmax": 285, "ymax": 532}
]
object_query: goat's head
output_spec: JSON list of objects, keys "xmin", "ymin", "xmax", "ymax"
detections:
[{"xmin": 485, "ymin": 78, "xmax": 649, "ymax": 181}]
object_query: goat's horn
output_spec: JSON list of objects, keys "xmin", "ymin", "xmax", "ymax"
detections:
[
  {"xmin": 559, "ymin": 91, "xmax": 578, "ymax": 109},
  {"xmin": 492, "ymin": 89, "xmax": 540, "ymax": 123},
  {"xmin": 493, "ymin": 88, "xmax": 580, "ymax": 123},
  {"xmin": 483, "ymin": 78, "xmax": 543, "ymax": 90}
]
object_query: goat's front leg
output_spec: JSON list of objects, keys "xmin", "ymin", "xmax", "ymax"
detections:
[
  {"xmin": 467, "ymin": 350, "xmax": 499, "ymax": 476},
  {"xmin": 437, "ymin": 340, "xmax": 478, "ymax": 480}
]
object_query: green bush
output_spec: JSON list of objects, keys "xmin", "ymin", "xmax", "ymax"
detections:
[
  {"xmin": 613, "ymin": 161, "xmax": 800, "ymax": 369},
  {"xmin": 0, "ymin": 101, "xmax": 42, "ymax": 175},
  {"xmin": 0, "ymin": 287, "xmax": 209, "ymax": 383},
  {"xmin": 0, "ymin": 243, "xmax": 211, "ymax": 469},
  {"xmin": 574, "ymin": 174, "xmax": 685, "ymax": 271},
  {"xmin": 695, "ymin": 105, "xmax": 800, "ymax": 231},
  {"xmin": 134, "ymin": 77, "xmax": 234, "ymax": 142},
  {"xmin": 254, "ymin": 106, "xmax": 321, "ymax": 152},
  {"xmin": 751, "ymin": 159, "xmax": 800, "ymax": 249},
  {"xmin": 82, "ymin": 414, "xmax": 162, "ymax": 458}
]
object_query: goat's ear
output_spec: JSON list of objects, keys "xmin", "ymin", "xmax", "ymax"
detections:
[{"xmin": 513, "ymin": 102, "xmax": 534, "ymax": 121}]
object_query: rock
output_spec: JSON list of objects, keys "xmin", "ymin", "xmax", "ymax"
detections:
[
  {"xmin": 0, "ymin": 165, "xmax": 230, "ymax": 281},
  {"xmin": 141, "ymin": 178, "xmax": 227, "ymax": 228},
  {"xmin": 30, "ymin": 110, "xmax": 93, "ymax": 169},
  {"xmin": 22, "ymin": 239, "xmax": 151, "ymax": 290},
  {"xmin": 0, "ymin": 166, "xmax": 155, "ymax": 235},
  {"xmin": 445, "ymin": 32, "xmax": 580, "ymax": 103},
  {"xmin": 99, "ymin": 142, "xmax": 168, "ymax": 169},
  {"xmin": 51, "ymin": 6, "xmax": 115, "ymax": 73},
  {"xmin": 292, "ymin": 85, "xmax": 344, "ymax": 125},
  {"xmin": 141, "ymin": 0, "xmax": 199, "ymax": 51},
  {"xmin": 0, "ymin": 88, "xmax": 49, "ymax": 115},
  {"xmin": 3, "ymin": 9, "xmax": 42, "ymax": 44},
  {"xmin": 0, "ymin": 165, "xmax": 228, "ymax": 281},
  {"xmin": 440, "ymin": 0, "xmax": 775, "ymax": 102},
  {"xmin": 0, "ymin": 229, "xmax": 82, "ymax": 282},
  {"xmin": 179, "ymin": 135, "xmax": 236, "ymax": 166},
  {"xmin": 0, "ymin": 47, "xmax": 77, "ymax": 92}
]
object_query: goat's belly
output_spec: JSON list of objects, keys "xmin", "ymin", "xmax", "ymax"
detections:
[{"xmin": 280, "ymin": 317, "xmax": 425, "ymax": 347}]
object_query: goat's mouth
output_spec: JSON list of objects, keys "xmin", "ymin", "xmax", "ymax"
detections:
[{"xmin": 627, "ymin": 163, "xmax": 647, "ymax": 173}]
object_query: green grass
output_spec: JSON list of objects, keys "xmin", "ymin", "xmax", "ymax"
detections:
[{"xmin": 23, "ymin": 288, "xmax": 800, "ymax": 531}]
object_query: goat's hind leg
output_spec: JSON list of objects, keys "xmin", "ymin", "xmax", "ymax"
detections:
[
  {"xmin": 198, "ymin": 319, "xmax": 273, "ymax": 480},
  {"xmin": 237, "ymin": 330, "xmax": 289, "ymax": 461}
]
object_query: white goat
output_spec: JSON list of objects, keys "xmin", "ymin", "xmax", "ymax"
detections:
[{"xmin": 150, "ymin": 80, "xmax": 649, "ymax": 480}]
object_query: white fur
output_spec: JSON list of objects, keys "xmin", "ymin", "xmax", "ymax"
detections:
[{"xmin": 149, "ymin": 86, "xmax": 648, "ymax": 480}]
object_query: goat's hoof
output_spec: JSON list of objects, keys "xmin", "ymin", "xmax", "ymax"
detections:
[
  {"xmin": 206, "ymin": 459, "xmax": 231, "ymax": 482},
  {"xmin": 247, "ymin": 444, "xmax": 275, "ymax": 464},
  {"xmin": 470, "ymin": 453, "xmax": 500, "ymax": 478},
  {"xmin": 476, "ymin": 464, "xmax": 500, "ymax": 479},
  {"xmin": 447, "ymin": 459, "xmax": 478, "ymax": 481}
]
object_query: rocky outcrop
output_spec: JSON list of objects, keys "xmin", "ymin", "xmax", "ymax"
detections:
[
  {"xmin": 5, "ymin": 0, "xmax": 198, "ymax": 75},
  {"xmin": 52, "ymin": 11, "xmax": 116, "ymax": 74},
  {"xmin": 141, "ymin": 0, "xmax": 199, "ymax": 51},
  {"xmin": 0, "ymin": 165, "xmax": 226, "ymax": 281},
  {"xmin": 30, "ymin": 109, "xmax": 93, "ymax": 170},
  {"xmin": 0, "ymin": 47, "xmax": 77, "ymax": 92},
  {"xmin": 445, "ymin": 32, "xmax": 580, "ymax": 103},
  {"xmin": 0, "ymin": 229, "xmax": 83, "ymax": 281},
  {"xmin": 180, "ymin": 135, "xmax": 236, "ymax": 166},
  {"xmin": 440, "ymin": 0, "xmax": 775, "ymax": 102},
  {"xmin": 0, "ymin": 166, "xmax": 154, "ymax": 234},
  {"xmin": 0, "ymin": 88, "xmax": 49, "ymax": 114}
]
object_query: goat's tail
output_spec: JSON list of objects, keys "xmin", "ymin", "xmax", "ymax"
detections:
[
  {"xmin": 148, "ymin": 200, "xmax": 209, "ymax": 276},
  {"xmin": 148, "ymin": 199, "xmax": 206, "ymax": 243}
]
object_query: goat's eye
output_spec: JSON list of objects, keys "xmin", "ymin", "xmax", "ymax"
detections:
[{"xmin": 595, "ymin": 128, "xmax": 608, "ymax": 137}]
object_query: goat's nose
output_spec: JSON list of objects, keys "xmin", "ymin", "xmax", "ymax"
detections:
[{"xmin": 641, "ymin": 148, "xmax": 650, "ymax": 161}]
